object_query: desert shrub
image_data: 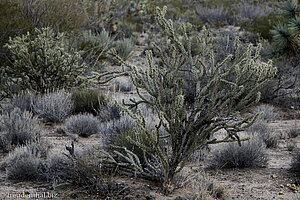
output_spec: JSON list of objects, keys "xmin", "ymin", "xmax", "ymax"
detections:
[
  {"xmin": 71, "ymin": 89, "xmax": 109, "ymax": 115},
  {"xmin": 109, "ymin": 6, "xmax": 276, "ymax": 193},
  {"xmin": 42, "ymin": 153, "xmax": 72, "ymax": 183},
  {"xmin": 241, "ymin": 13, "xmax": 281, "ymax": 41},
  {"xmin": 17, "ymin": 0, "xmax": 88, "ymax": 32},
  {"xmin": 254, "ymin": 104, "xmax": 279, "ymax": 122},
  {"xmin": 113, "ymin": 38, "xmax": 134, "ymax": 62},
  {"xmin": 0, "ymin": 108, "xmax": 41, "ymax": 152},
  {"xmin": 64, "ymin": 146, "xmax": 132, "ymax": 196},
  {"xmin": 247, "ymin": 121, "xmax": 278, "ymax": 148},
  {"xmin": 291, "ymin": 151, "xmax": 300, "ymax": 175},
  {"xmin": 32, "ymin": 91, "xmax": 74, "ymax": 123},
  {"xmin": 100, "ymin": 114, "xmax": 136, "ymax": 147},
  {"xmin": 210, "ymin": 137, "xmax": 268, "ymax": 168},
  {"xmin": 98, "ymin": 101, "xmax": 122, "ymax": 123},
  {"xmin": 10, "ymin": 91, "xmax": 34, "ymax": 112},
  {"xmin": 64, "ymin": 114, "xmax": 100, "ymax": 137},
  {"xmin": 3, "ymin": 27, "xmax": 86, "ymax": 95},
  {"xmin": 234, "ymin": 2, "xmax": 274, "ymax": 21},
  {"xmin": 195, "ymin": 5, "xmax": 235, "ymax": 26},
  {"xmin": 5, "ymin": 142, "xmax": 49, "ymax": 181}
]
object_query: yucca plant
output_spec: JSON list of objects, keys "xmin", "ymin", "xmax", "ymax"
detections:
[
  {"xmin": 111, "ymin": 6, "xmax": 277, "ymax": 194},
  {"xmin": 270, "ymin": 1, "xmax": 300, "ymax": 56}
]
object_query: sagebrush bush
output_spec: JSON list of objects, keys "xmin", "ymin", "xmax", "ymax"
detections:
[
  {"xmin": 100, "ymin": 114, "xmax": 136, "ymax": 146},
  {"xmin": 210, "ymin": 137, "xmax": 268, "ymax": 168},
  {"xmin": 0, "ymin": 108, "xmax": 41, "ymax": 152},
  {"xmin": 71, "ymin": 89, "xmax": 109, "ymax": 115},
  {"xmin": 247, "ymin": 121, "xmax": 278, "ymax": 148},
  {"xmin": 5, "ymin": 142, "xmax": 49, "ymax": 181},
  {"xmin": 195, "ymin": 5, "xmax": 235, "ymax": 26},
  {"xmin": 98, "ymin": 101, "xmax": 122, "ymax": 123},
  {"xmin": 254, "ymin": 104, "xmax": 279, "ymax": 122},
  {"xmin": 3, "ymin": 27, "xmax": 86, "ymax": 95},
  {"xmin": 32, "ymin": 91, "xmax": 74, "ymax": 123},
  {"xmin": 64, "ymin": 114, "xmax": 100, "ymax": 137},
  {"xmin": 10, "ymin": 91, "xmax": 34, "ymax": 112}
]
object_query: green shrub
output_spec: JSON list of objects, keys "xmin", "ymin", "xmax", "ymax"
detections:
[
  {"xmin": 0, "ymin": 108, "xmax": 41, "ymax": 152},
  {"xmin": 3, "ymin": 27, "xmax": 86, "ymax": 95},
  {"xmin": 71, "ymin": 89, "xmax": 109, "ymax": 115},
  {"xmin": 64, "ymin": 114, "xmax": 100, "ymax": 137},
  {"xmin": 241, "ymin": 13, "xmax": 281, "ymax": 41}
]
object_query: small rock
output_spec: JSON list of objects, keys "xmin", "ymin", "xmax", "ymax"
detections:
[
  {"xmin": 279, "ymin": 192, "xmax": 284, "ymax": 195},
  {"xmin": 280, "ymin": 184, "xmax": 284, "ymax": 188},
  {"xmin": 271, "ymin": 174, "xmax": 278, "ymax": 179}
]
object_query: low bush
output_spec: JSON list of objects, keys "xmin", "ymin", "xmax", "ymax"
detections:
[
  {"xmin": 254, "ymin": 104, "xmax": 279, "ymax": 122},
  {"xmin": 210, "ymin": 137, "xmax": 268, "ymax": 168},
  {"xmin": 195, "ymin": 5, "xmax": 235, "ymax": 26},
  {"xmin": 100, "ymin": 114, "xmax": 136, "ymax": 147},
  {"xmin": 32, "ymin": 91, "xmax": 74, "ymax": 123},
  {"xmin": 5, "ymin": 142, "xmax": 49, "ymax": 181},
  {"xmin": 98, "ymin": 101, "xmax": 122, "ymax": 123},
  {"xmin": 247, "ymin": 121, "xmax": 278, "ymax": 148},
  {"xmin": 64, "ymin": 114, "xmax": 100, "ymax": 137},
  {"xmin": 71, "ymin": 89, "xmax": 109, "ymax": 116},
  {"xmin": 10, "ymin": 91, "xmax": 34, "ymax": 112},
  {"xmin": 0, "ymin": 108, "xmax": 41, "ymax": 152}
]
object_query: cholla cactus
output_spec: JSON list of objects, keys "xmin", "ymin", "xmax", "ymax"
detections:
[
  {"xmin": 3, "ymin": 27, "xmax": 86, "ymax": 94},
  {"xmin": 112, "ymin": 6, "xmax": 277, "ymax": 194}
]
